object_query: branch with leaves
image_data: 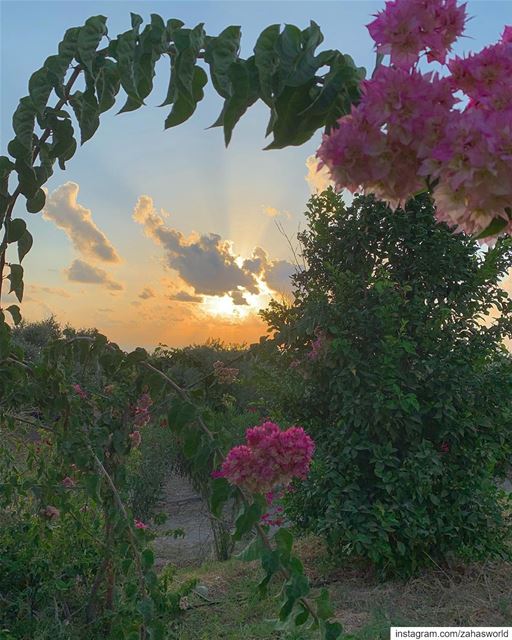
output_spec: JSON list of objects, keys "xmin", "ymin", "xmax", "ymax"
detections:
[{"xmin": 0, "ymin": 12, "xmax": 364, "ymax": 325}]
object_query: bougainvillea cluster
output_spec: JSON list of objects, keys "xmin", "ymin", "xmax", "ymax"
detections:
[
  {"xmin": 213, "ymin": 360, "xmax": 239, "ymax": 385},
  {"xmin": 214, "ymin": 421, "xmax": 315, "ymax": 494},
  {"xmin": 317, "ymin": 0, "xmax": 512, "ymax": 240},
  {"xmin": 128, "ymin": 392, "xmax": 152, "ymax": 448},
  {"xmin": 308, "ymin": 328, "xmax": 329, "ymax": 361}
]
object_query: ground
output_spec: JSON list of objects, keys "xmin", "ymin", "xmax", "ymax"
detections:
[{"xmin": 150, "ymin": 472, "xmax": 512, "ymax": 639}]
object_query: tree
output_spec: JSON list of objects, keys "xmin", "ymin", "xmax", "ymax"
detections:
[{"xmin": 261, "ymin": 190, "xmax": 512, "ymax": 575}]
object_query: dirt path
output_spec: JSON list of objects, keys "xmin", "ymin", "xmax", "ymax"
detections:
[{"xmin": 152, "ymin": 473, "xmax": 214, "ymax": 570}]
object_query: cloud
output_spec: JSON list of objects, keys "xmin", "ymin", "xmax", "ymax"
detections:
[
  {"xmin": 133, "ymin": 196, "xmax": 259, "ymax": 296},
  {"xmin": 262, "ymin": 205, "xmax": 292, "ymax": 220},
  {"xmin": 169, "ymin": 291, "xmax": 204, "ymax": 303},
  {"xmin": 138, "ymin": 287, "xmax": 155, "ymax": 300},
  {"xmin": 27, "ymin": 284, "xmax": 72, "ymax": 299},
  {"xmin": 230, "ymin": 290, "xmax": 248, "ymax": 306},
  {"xmin": 305, "ymin": 155, "xmax": 333, "ymax": 194},
  {"xmin": 265, "ymin": 259, "xmax": 296, "ymax": 294},
  {"xmin": 243, "ymin": 247, "xmax": 296, "ymax": 294},
  {"xmin": 65, "ymin": 259, "xmax": 124, "ymax": 291},
  {"xmin": 43, "ymin": 182, "xmax": 120, "ymax": 263}
]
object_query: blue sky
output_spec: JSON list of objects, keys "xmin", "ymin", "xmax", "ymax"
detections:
[{"xmin": 0, "ymin": 1, "xmax": 509, "ymax": 348}]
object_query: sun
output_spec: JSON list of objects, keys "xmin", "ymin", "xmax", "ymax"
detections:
[{"xmin": 201, "ymin": 281, "xmax": 272, "ymax": 320}]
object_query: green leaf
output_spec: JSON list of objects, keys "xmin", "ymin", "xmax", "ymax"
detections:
[
  {"xmin": 58, "ymin": 27, "xmax": 80, "ymax": 60},
  {"xmin": 284, "ymin": 572, "xmax": 309, "ymax": 602},
  {"xmin": 264, "ymin": 81, "xmax": 318, "ymax": 149},
  {"xmin": 141, "ymin": 548, "xmax": 154, "ymax": 570},
  {"xmin": 132, "ymin": 25, "xmax": 161, "ymax": 103},
  {"xmin": 96, "ymin": 59, "xmax": 121, "ymax": 113},
  {"xmin": 174, "ymin": 24, "xmax": 205, "ymax": 98},
  {"xmin": 76, "ymin": 15, "xmax": 107, "ymax": 76},
  {"xmin": 116, "ymin": 26, "xmax": 143, "ymax": 112},
  {"xmin": 7, "ymin": 219, "xmax": 26, "ymax": 243},
  {"xmin": 6, "ymin": 305, "xmax": 21, "ymax": 326},
  {"xmin": 70, "ymin": 74, "xmax": 100, "ymax": 144},
  {"xmin": 164, "ymin": 66, "xmax": 207, "ymax": 128},
  {"xmin": 8, "ymin": 263, "xmax": 24, "ymax": 302},
  {"xmin": 130, "ymin": 12, "xmax": 143, "ymax": 31},
  {"xmin": 218, "ymin": 57, "xmax": 259, "ymax": 146},
  {"xmin": 473, "ymin": 217, "xmax": 509, "ymax": 241},
  {"xmin": 14, "ymin": 158, "xmax": 38, "ymax": 198},
  {"xmin": 295, "ymin": 606, "xmax": 310, "ymax": 626},
  {"xmin": 0, "ymin": 156, "xmax": 14, "ymax": 179},
  {"xmin": 48, "ymin": 114, "xmax": 76, "ymax": 169},
  {"xmin": 210, "ymin": 477, "xmax": 232, "ymax": 518},
  {"xmin": 12, "ymin": 96, "xmax": 36, "ymax": 152},
  {"xmin": 237, "ymin": 535, "xmax": 266, "ymax": 561},
  {"xmin": 126, "ymin": 347, "xmax": 148, "ymax": 363},
  {"xmin": 167, "ymin": 398, "xmax": 196, "ymax": 433},
  {"xmin": 84, "ymin": 473, "xmax": 102, "ymax": 502},
  {"xmin": 288, "ymin": 21, "xmax": 324, "ymax": 87},
  {"xmin": 321, "ymin": 620, "xmax": 343, "ymax": 640},
  {"xmin": 137, "ymin": 596, "xmax": 155, "ymax": 622},
  {"xmin": 204, "ymin": 26, "xmax": 241, "ymax": 98},
  {"xmin": 183, "ymin": 427, "xmax": 201, "ymax": 458},
  {"xmin": 28, "ymin": 68, "xmax": 53, "ymax": 115},
  {"xmin": 233, "ymin": 497, "xmax": 264, "ymax": 541},
  {"xmin": 257, "ymin": 573, "xmax": 272, "ymax": 598},
  {"xmin": 274, "ymin": 527, "xmax": 293, "ymax": 559},
  {"xmin": 18, "ymin": 229, "xmax": 33, "ymax": 262},
  {"xmin": 315, "ymin": 588, "xmax": 334, "ymax": 620},
  {"xmin": 254, "ymin": 25, "xmax": 280, "ymax": 104},
  {"xmin": 26, "ymin": 189, "xmax": 46, "ymax": 214}
]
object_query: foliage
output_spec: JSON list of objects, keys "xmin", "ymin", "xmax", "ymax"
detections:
[
  {"xmin": 2, "ymin": 4, "xmax": 511, "ymax": 638},
  {"xmin": 0, "ymin": 324, "xmax": 343, "ymax": 638},
  {"xmin": 126, "ymin": 420, "xmax": 175, "ymax": 522},
  {"xmin": 261, "ymin": 189, "xmax": 512, "ymax": 575}
]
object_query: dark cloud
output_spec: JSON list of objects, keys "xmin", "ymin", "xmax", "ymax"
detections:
[
  {"xmin": 243, "ymin": 247, "xmax": 296, "ymax": 294},
  {"xmin": 65, "ymin": 259, "xmax": 124, "ymax": 291},
  {"xmin": 133, "ymin": 196, "xmax": 258, "ymax": 296},
  {"xmin": 43, "ymin": 182, "xmax": 120, "ymax": 263},
  {"xmin": 133, "ymin": 195, "xmax": 297, "ymax": 299},
  {"xmin": 138, "ymin": 287, "xmax": 155, "ymax": 299},
  {"xmin": 230, "ymin": 290, "xmax": 248, "ymax": 306},
  {"xmin": 169, "ymin": 291, "xmax": 204, "ymax": 303},
  {"xmin": 265, "ymin": 259, "xmax": 296, "ymax": 294}
]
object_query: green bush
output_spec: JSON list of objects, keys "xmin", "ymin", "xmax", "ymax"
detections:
[{"xmin": 261, "ymin": 190, "xmax": 512, "ymax": 576}]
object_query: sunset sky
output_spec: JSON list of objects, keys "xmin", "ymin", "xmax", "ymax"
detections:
[{"xmin": 0, "ymin": 1, "xmax": 509, "ymax": 350}]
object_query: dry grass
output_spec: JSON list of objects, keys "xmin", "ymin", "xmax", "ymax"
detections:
[{"xmin": 173, "ymin": 535, "xmax": 512, "ymax": 639}]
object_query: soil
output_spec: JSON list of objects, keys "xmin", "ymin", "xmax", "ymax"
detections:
[{"xmin": 152, "ymin": 473, "xmax": 215, "ymax": 570}]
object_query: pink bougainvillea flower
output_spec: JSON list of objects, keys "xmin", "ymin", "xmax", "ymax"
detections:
[
  {"xmin": 61, "ymin": 476, "xmax": 76, "ymax": 489},
  {"xmin": 367, "ymin": 0, "xmax": 467, "ymax": 69},
  {"xmin": 215, "ymin": 421, "xmax": 315, "ymax": 494},
  {"xmin": 72, "ymin": 383, "xmax": 87, "ymax": 399},
  {"xmin": 129, "ymin": 430, "xmax": 142, "ymax": 448},
  {"xmin": 42, "ymin": 505, "xmax": 60, "ymax": 520},
  {"xmin": 502, "ymin": 25, "xmax": 512, "ymax": 44},
  {"xmin": 133, "ymin": 392, "xmax": 152, "ymax": 428},
  {"xmin": 134, "ymin": 519, "xmax": 148, "ymax": 530},
  {"xmin": 213, "ymin": 360, "xmax": 239, "ymax": 385},
  {"xmin": 318, "ymin": 2, "xmax": 512, "ymax": 242}
]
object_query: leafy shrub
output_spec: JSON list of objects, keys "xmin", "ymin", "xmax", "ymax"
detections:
[
  {"xmin": 126, "ymin": 420, "xmax": 176, "ymax": 522},
  {"xmin": 261, "ymin": 190, "xmax": 512, "ymax": 575}
]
